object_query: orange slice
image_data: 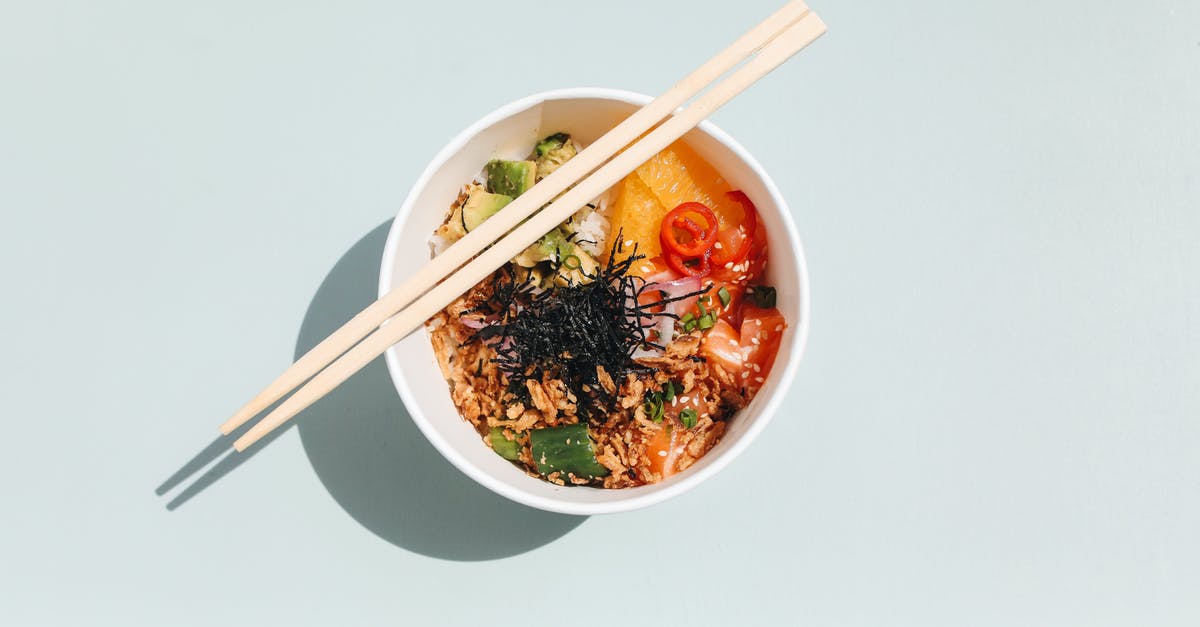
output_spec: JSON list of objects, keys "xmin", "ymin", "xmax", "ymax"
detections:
[
  {"xmin": 635, "ymin": 140, "xmax": 743, "ymax": 229},
  {"xmin": 606, "ymin": 173, "xmax": 667, "ymax": 269}
]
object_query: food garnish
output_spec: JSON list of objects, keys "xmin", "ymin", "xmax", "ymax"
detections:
[{"xmin": 426, "ymin": 133, "xmax": 787, "ymax": 487}]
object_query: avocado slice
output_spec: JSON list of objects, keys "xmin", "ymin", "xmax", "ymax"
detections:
[
  {"xmin": 552, "ymin": 243, "xmax": 599, "ymax": 286},
  {"xmin": 512, "ymin": 227, "xmax": 571, "ymax": 268},
  {"xmin": 535, "ymin": 132, "xmax": 570, "ymax": 157},
  {"xmin": 511, "ymin": 263, "xmax": 553, "ymax": 291},
  {"xmin": 434, "ymin": 187, "xmax": 473, "ymax": 244},
  {"xmin": 510, "ymin": 228, "xmax": 600, "ymax": 286},
  {"xmin": 461, "ymin": 187, "xmax": 512, "ymax": 232},
  {"xmin": 486, "ymin": 159, "xmax": 536, "ymax": 197},
  {"xmin": 534, "ymin": 133, "xmax": 578, "ymax": 181}
]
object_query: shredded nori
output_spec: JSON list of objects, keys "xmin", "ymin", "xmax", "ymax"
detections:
[{"xmin": 467, "ymin": 232, "xmax": 704, "ymax": 418}]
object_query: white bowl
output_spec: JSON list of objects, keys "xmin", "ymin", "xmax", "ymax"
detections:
[{"xmin": 379, "ymin": 88, "xmax": 810, "ymax": 515}]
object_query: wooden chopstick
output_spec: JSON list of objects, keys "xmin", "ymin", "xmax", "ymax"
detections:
[
  {"xmin": 231, "ymin": 10, "xmax": 826, "ymax": 452},
  {"xmin": 218, "ymin": 1, "xmax": 816, "ymax": 437}
]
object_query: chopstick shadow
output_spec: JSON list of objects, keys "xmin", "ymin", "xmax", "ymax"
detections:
[
  {"xmin": 155, "ymin": 406, "xmax": 293, "ymax": 510},
  {"xmin": 157, "ymin": 220, "xmax": 586, "ymax": 560},
  {"xmin": 294, "ymin": 220, "xmax": 587, "ymax": 559}
]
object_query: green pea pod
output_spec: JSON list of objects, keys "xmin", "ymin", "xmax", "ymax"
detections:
[
  {"xmin": 530, "ymin": 423, "xmax": 610, "ymax": 480},
  {"xmin": 489, "ymin": 427, "xmax": 522, "ymax": 461}
]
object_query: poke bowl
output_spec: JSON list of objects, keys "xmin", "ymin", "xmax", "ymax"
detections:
[{"xmin": 380, "ymin": 88, "xmax": 810, "ymax": 515}]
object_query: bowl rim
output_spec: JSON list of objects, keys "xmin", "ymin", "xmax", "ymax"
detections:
[{"xmin": 379, "ymin": 87, "xmax": 811, "ymax": 515}]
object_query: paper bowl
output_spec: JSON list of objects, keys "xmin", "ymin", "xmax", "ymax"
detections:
[{"xmin": 379, "ymin": 88, "xmax": 810, "ymax": 515}]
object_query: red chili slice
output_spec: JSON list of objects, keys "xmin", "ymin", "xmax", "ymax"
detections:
[
  {"xmin": 664, "ymin": 248, "xmax": 712, "ymax": 277},
  {"xmin": 678, "ymin": 217, "xmax": 705, "ymax": 239},
  {"xmin": 660, "ymin": 202, "xmax": 719, "ymax": 258},
  {"xmin": 710, "ymin": 190, "xmax": 758, "ymax": 267}
]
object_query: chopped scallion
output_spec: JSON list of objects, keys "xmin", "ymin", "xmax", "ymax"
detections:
[
  {"xmin": 717, "ymin": 286, "xmax": 731, "ymax": 307},
  {"xmin": 680, "ymin": 408, "xmax": 698, "ymax": 429},
  {"xmin": 644, "ymin": 393, "xmax": 665, "ymax": 423}
]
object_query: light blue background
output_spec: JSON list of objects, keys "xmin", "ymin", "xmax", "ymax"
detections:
[{"xmin": 2, "ymin": 1, "xmax": 1198, "ymax": 625}]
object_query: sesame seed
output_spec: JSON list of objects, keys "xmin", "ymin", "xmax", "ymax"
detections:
[
  {"xmin": 755, "ymin": 377, "xmax": 764, "ymax": 383},
  {"xmin": 774, "ymin": 325, "xmax": 783, "ymax": 332},
  {"xmin": 724, "ymin": 262, "xmax": 734, "ymax": 269},
  {"xmin": 755, "ymin": 320, "xmax": 762, "ymax": 326},
  {"xmin": 624, "ymin": 239, "xmax": 633, "ymax": 247},
  {"xmin": 753, "ymin": 364, "xmax": 761, "ymax": 372},
  {"xmin": 680, "ymin": 396, "xmax": 690, "ymax": 403},
  {"xmin": 741, "ymin": 371, "xmax": 750, "ymax": 379},
  {"xmin": 713, "ymin": 242, "xmax": 723, "ymax": 249},
  {"xmin": 751, "ymin": 337, "xmax": 760, "ymax": 345},
  {"xmin": 658, "ymin": 451, "xmax": 667, "ymax": 457}
]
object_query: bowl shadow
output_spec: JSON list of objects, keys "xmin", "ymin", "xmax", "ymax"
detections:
[{"xmin": 293, "ymin": 220, "xmax": 587, "ymax": 560}]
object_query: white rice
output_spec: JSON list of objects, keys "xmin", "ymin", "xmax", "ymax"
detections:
[
  {"xmin": 571, "ymin": 194, "xmax": 611, "ymax": 258},
  {"xmin": 429, "ymin": 230, "xmax": 453, "ymax": 256}
]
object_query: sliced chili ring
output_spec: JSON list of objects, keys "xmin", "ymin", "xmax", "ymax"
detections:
[
  {"xmin": 660, "ymin": 202, "xmax": 719, "ymax": 258},
  {"xmin": 664, "ymin": 248, "xmax": 712, "ymax": 277}
]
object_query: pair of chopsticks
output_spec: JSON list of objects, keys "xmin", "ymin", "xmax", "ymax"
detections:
[{"xmin": 222, "ymin": 1, "xmax": 826, "ymax": 452}]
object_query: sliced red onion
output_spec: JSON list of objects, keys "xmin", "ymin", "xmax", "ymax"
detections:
[
  {"xmin": 461, "ymin": 316, "xmax": 513, "ymax": 354},
  {"xmin": 459, "ymin": 317, "xmax": 488, "ymax": 330},
  {"xmin": 631, "ymin": 276, "xmax": 702, "ymax": 358},
  {"xmin": 644, "ymin": 276, "xmax": 702, "ymax": 315},
  {"xmin": 631, "ymin": 314, "xmax": 675, "ymax": 360},
  {"xmin": 492, "ymin": 335, "xmax": 514, "ymax": 353}
]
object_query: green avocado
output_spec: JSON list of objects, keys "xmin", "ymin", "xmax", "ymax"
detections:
[
  {"xmin": 510, "ymin": 227, "xmax": 600, "ymax": 286},
  {"xmin": 552, "ymin": 243, "xmax": 599, "ymax": 286},
  {"xmin": 534, "ymin": 133, "xmax": 577, "ymax": 181},
  {"xmin": 486, "ymin": 159, "xmax": 537, "ymax": 198},
  {"xmin": 461, "ymin": 187, "xmax": 512, "ymax": 232},
  {"xmin": 535, "ymin": 132, "xmax": 570, "ymax": 157},
  {"xmin": 512, "ymin": 227, "xmax": 570, "ymax": 267}
]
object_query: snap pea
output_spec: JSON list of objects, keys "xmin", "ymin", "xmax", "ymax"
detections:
[
  {"xmin": 530, "ymin": 423, "xmax": 609, "ymax": 479},
  {"xmin": 489, "ymin": 427, "xmax": 522, "ymax": 461}
]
